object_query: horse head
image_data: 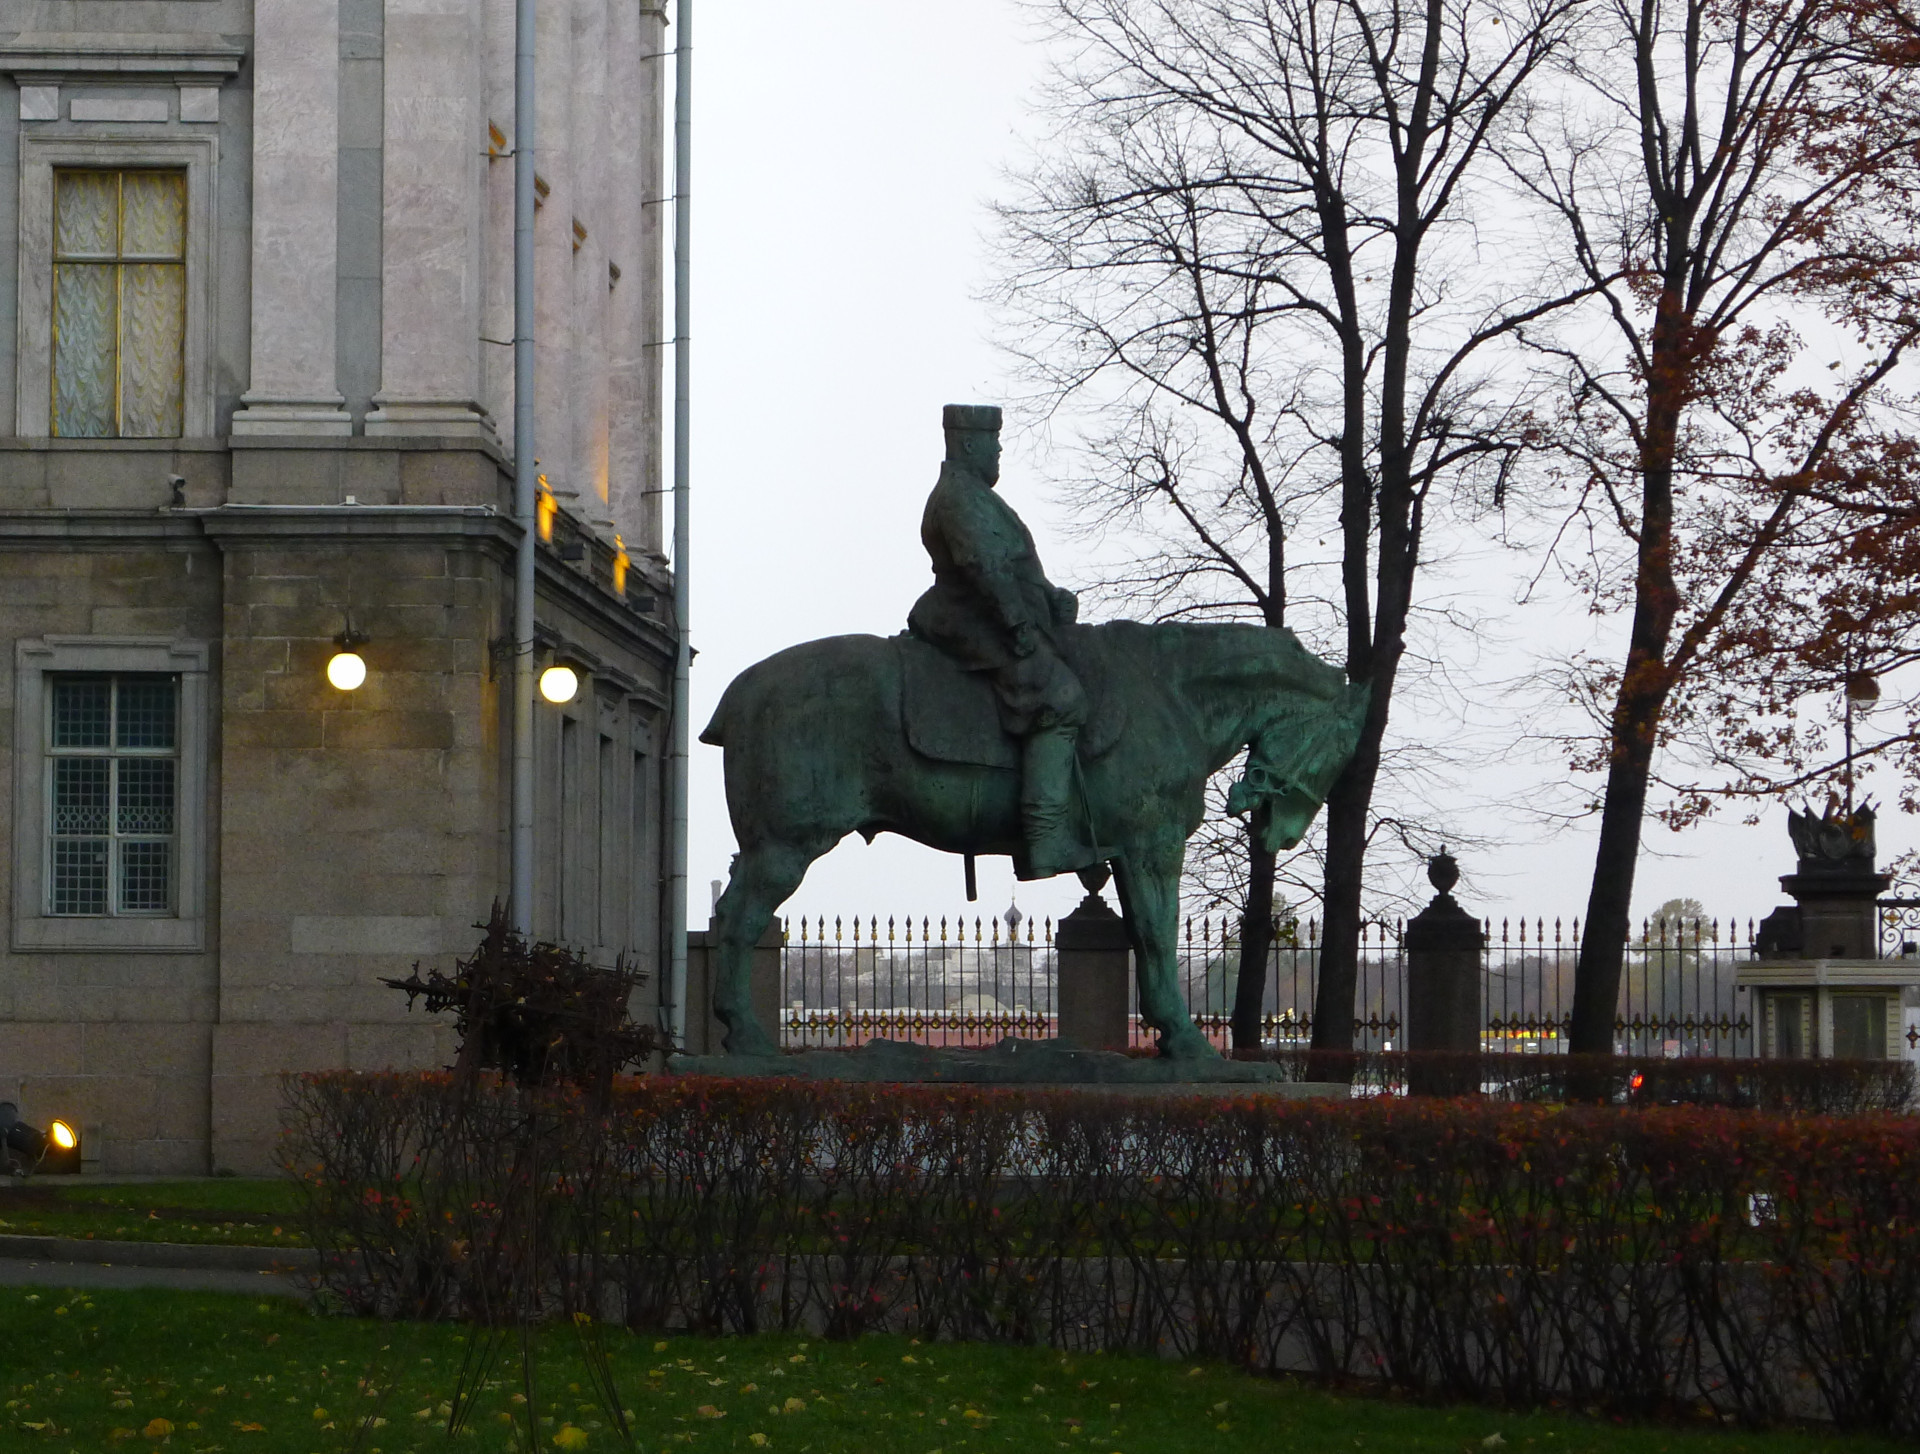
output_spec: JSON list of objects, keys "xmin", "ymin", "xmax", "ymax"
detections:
[{"xmin": 1226, "ymin": 680, "xmax": 1371, "ymax": 852}]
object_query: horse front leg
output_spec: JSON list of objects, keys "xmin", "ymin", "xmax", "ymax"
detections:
[
  {"xmin": 710, "ymin": 840, "xmax": 819, "ymax": 1057},
  {"xmin": 1113, "ymin": 846, "xmax": 1220, "ymax": 1061}
]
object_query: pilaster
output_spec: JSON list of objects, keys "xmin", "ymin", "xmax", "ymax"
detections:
[
  {"xmin": 367, "ymin": 0, "xmax": 491, "ymax": 441},
  {"xmin": 231, "ymin": 0, "xmax": 352, "ymax": 436}
]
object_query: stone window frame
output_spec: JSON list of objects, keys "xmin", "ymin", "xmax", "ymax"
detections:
[
  {"xmin": 15, "ymin": 132, "xmax": 219, "ymax": 439},
  {"xmin": 12, "ymin": 636, "xmax": 210, "ymax": 952}
]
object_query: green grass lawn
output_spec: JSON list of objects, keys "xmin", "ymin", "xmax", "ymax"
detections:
[
  {"xmin": 0, "ymin": 1287, "xmax": 1904, "ymax": 1454},
  {"xmin": 0, "ymin": 1180, "xmax": 305, "ymax": 1247}
]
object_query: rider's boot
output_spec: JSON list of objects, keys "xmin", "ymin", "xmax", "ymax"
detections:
[{"xmin": 1017, "ymin": 725, "xmax": 1116, "ymax": 880}]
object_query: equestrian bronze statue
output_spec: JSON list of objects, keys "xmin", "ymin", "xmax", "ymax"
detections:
[{"xmin": 700, "ymin": 406, "xmax": 1368, "ymax": 1059}]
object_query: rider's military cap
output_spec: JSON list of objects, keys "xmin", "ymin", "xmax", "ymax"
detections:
[{"xmin": 942, "ymin": 403, "xmax": 1003, "ymax": 433}]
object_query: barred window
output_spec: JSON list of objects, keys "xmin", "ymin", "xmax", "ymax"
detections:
[
  {"xmin": 51, "ymin": 168, "xmax": 187, "ymax": 438},
  {"xmin": 45, "ymin": 674, "xmax": 178, "ymax": 916}
]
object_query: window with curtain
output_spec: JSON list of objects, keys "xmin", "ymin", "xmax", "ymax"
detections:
[
  {"xmin": 51, "ymin": 169, "xmax": 187, "ymax": 438},
  {"xmin": 46, "ymin": 674, "xmax": 179, "ymax": 916}
]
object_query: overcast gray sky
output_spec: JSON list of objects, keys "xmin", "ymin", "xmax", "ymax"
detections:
[{"xmin": 682, "ymin": 0, "xmax": 1892, "ymax": 938}]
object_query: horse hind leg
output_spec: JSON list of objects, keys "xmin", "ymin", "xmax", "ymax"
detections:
[
  {"xmin": 1114, "ymin": 849, "xmax": 1220, "ymax": 1061},
  {"xmin": 709, "ymin": 840, "xmax": 821, "ymax": 1056}
]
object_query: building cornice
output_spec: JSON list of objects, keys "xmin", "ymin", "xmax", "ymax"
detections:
[
  {"xmin": 0, "ymin": 506, "xmax": 676, "ymax": 661},
  {"xmin": 0, "ymin": 510, "xmax": 212, "ymax": 544},
  {"xmin": 0, "ymin": 32, "xmax": 247, "ymax": 80}
]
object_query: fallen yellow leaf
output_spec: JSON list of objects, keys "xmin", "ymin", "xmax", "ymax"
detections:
[
  {"xmin": 695, "ymin": 1404, "xmax": 726, "ymax": 1420},
  {"xmin": 552, "ymin": 1424, "xmax": 590, "ymax": 1450}
]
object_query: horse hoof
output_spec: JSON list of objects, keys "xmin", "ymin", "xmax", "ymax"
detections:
[
  {"xmin": 1159, "ymin": 1028, "xmax": 1222, "ymax": 1061},
  {"xmin": 721, "ymin": 1026, "xmax": 780, "ymax": 1058}
]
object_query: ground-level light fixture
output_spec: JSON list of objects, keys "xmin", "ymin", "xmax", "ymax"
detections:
[
  {"xmin": 327, "ymin": 618, "xmax": 370, "ymax": 691},
  {"xmin": 539, "ymin": 663, "xmax": 580, "ymax": 704},
  {"xmin": 1, "ymin": 1102, "xmax": 78, "ymax": 1176}
]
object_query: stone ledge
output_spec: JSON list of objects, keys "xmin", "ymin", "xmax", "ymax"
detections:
[{"xmin": 0, "ymin": 32, "xmax": 247, "ymax": 79}]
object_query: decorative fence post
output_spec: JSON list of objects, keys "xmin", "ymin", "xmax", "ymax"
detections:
[
  {"xmin": 1405, "ymin": 849, "xmax": 1484, "ymax": 1095},
  {"xmin": 1056, "ymin": 888, "xmax": 1131, "ymax": 1051}
]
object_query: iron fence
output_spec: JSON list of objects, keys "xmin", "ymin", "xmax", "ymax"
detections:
[{"xmin": 778, "ymin": 911, "xmax": 1760, "ymax": 1056}]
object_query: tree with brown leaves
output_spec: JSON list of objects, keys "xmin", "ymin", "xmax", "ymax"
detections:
[{"xmin": 1511, "ymin": 0, "xmax": 1920, "ymax": 1053}]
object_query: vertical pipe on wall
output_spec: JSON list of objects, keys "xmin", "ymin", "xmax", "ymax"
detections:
[
  {"xmin": 666, "ymin": 0, "xmax": 693, "ymax": 1042},
  {"xmin": 510, "ymin": 0, "xmax": 538, "ymax": 935}
]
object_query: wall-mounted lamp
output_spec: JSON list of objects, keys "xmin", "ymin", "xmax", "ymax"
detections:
[
  {"xmin": 613, "ymin": 533, "xmax": 630, "ymax": 597},
  {"xmin": 539, "ymin": 664, "xmax": 580, "ymax": 704},
  {"xmin": 327, "ymin": 619, "xmax": 370, "ymax": 692},
  {"xmin": 536, "ymin": 471, "xmax": 556, "ymax": 543}
]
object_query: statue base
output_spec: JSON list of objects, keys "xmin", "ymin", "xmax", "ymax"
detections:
[{"xmin": 669, "ymin": 1036, "xmax": 1346, "ymax": 1096}]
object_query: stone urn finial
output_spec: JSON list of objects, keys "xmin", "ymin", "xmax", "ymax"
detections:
[{"xmin": 1428, "ymin": 847, "xmax": 1459, "ymax": 898}]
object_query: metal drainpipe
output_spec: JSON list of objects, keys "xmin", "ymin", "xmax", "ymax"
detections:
[
  {"xmin": 667, "ymin": 0, "xmax": 693, "ymax": 1045},
  {"xmin": 510, "ymin": 0, "xmax": 537, "ymax": 936}
]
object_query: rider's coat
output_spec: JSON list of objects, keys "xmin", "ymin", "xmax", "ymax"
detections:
[{"xmin": 907, "ymin": 460, "xmax": 1085, "ymax": 734}]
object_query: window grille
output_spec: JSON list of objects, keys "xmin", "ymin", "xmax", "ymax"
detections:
[
  {"xmin": 51, "ymin": 169, "xmax": 187, "ymax": 438},
  {"xmin": 46, "ymin": 674, "xmax": 179, "ymax": 915}
]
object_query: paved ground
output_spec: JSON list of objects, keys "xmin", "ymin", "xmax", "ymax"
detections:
[{"xmin": 0, "ymin": 1257, "xmax": 307, "ymax": 1296}]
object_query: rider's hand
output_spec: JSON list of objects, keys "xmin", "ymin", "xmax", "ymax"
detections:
[{"xmin": 1011, "ymin": 621, "xmax": 1038, "ymax": 657}]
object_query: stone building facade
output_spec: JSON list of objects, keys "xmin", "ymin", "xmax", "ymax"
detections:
[{"xmin": 0, "ymin": 0, "xmax": 675, "ymax": 1173}]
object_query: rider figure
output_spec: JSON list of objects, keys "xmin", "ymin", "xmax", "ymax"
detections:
[{"xmin": 908, "ymin": 404, "xmax": 1113, "ymax": 879}]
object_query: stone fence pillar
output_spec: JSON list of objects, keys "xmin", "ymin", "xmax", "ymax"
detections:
[
  {"xmin": 1056, "ymin": 893, "xmax": 1131, "ymax": 1051},
  {"xmin": 1405, "ymin": 850, "xmax": 1483, "ymax": 1095},
  {"xmin": 682, "ymin": 921, "xmax": 782, "ymax": 1056}
]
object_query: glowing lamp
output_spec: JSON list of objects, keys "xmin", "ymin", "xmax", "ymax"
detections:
[
  {"xmin": 537, "ymin": 473, "xmax": 557, "ymax": 543},
  {"xmin": 0, "ymin": 1103, "xmax": 80, "ymax": 1174},
  {"xmin": 326, "ymin": 651, "xmax": 368, "ymax": 691},
  {"xmin": 539, "ymin": 665, "xmax": 580, "ymax": 704}
]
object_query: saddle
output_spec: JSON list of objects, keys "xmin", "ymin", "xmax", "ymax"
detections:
[{"xmin": 897, "ymin": 624, "xmax": 1129, "ymax": 770}]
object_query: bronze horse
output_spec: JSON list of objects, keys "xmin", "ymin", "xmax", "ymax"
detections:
[{"xmin": 700, "ymin": 621, "xmax": 1366, "ymax": 1058}]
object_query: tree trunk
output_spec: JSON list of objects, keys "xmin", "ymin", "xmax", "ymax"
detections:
[
  {"xmin": 1231, "ymin": 810, "xmax": 1276, "ymax": 1052},
  {"xmin": 1309, "ymin": 713, "xmax": 1386, "ymax": 1077},
  {"xmin": 1569, "ymin": 682, "xmax": 1665, "ymax": 1056},
  {"xmin": 1569, "ymin": 288, "xmax": 1686, "ymax": 1061}
]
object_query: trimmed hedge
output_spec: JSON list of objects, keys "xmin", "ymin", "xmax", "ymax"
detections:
[{"xmin": 281, "ymin": 1074, "xmax": 1920, "ymax": 1435}]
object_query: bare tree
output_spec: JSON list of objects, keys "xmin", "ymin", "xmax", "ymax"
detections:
[
  {"xmin": 996, "ymin": 0, "xmax": 1588, "ymax": 1055},
  {"xmin": 1509, "ymin": 0, "xmax": 1920, "ymax": 1054}
]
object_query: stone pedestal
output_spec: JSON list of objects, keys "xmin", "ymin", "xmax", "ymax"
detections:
[
  {"xmin": 1056, "ymin": 893, "xmax": 1132, "ymax": 1052},
  {"xmin": 1778, "ymin": 870, "xmax": 1890, "ymax": 961},
  {"xmin": 683, "ymin": 922, "xmax": 782, "ymax": 1057},
  {"xmin": 1405, "ymin": 852, "xmax": 1484, "ymax": 1095}
]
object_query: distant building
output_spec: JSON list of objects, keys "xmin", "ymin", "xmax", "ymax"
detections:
[{"xmin": 0, "ymin": 1, "xmax": 674, "ymax": 1173}]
